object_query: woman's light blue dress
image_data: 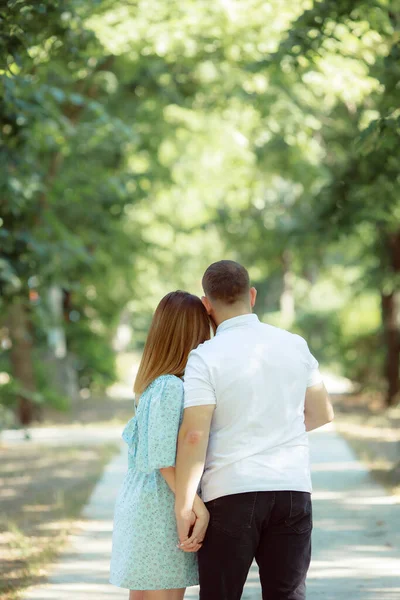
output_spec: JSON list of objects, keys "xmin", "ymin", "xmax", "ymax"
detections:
[{"xmin": 109, "ymin": 374, "xmax": 198, "ymax": 590}]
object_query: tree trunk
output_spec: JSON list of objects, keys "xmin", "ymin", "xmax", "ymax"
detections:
[
  {"xmin": 8, "ymin": 299, "xmax": 36, "ymax": 425},
  {"xmin": 381, "ymin": 292, "xmax": 399, "ymax": 406},
  {"xmin": 381, "ymin": 231, "xmax": 400, "ymax": 407}
]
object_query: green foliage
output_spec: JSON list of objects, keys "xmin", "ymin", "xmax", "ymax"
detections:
[
  {"xmin": 67, "ymin": 318, "xmax": 117, "ymax": 390},
  {"xmin": 1, "ymin": 0, "xmax": 398, "ymax": 414},
  {"xmin": 34, "ymin": 358, "xmax": 71, "ymax": 410},
  {"xmin": 1, "ymin": 0, "xmax": 144, "ymax": 404},
  {"xmin": 0, "ymin": 355, "xmax": 70, "ymax": 411}
]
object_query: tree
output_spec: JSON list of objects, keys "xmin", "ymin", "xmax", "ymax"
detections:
[
  {"xmin": 1, "ymin": 1, "xmax": 140, "ymax": 422},
  {"xmin": 270, "ymin": 0, "xmax": 400, "ymax": 404}
]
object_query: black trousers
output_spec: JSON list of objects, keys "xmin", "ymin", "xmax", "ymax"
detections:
[{"xmin": 198, "ymin": 491, "xmax": 312, "ymax": 600}]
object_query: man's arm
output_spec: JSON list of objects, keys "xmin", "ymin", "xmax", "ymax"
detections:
[
  {"xmin": 304, "ymin": 382, "xmax": 334, "ymax": 431},
  {"xmin": 159, "ymin": 466, "xmax": 207, "ymax": 552},
  {"xmin": 175, "ymin": 350, "xmax": 216, "ymax": 543},
  {"xmin": 175, "ymin": 405, "xmax": 215, "ymax": 543},
  {"xmin": 161, "ymin": 465, "xmax": 209, "ymax": 514}
]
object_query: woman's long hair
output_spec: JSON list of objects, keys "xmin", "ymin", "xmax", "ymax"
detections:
[{"xmin": 134, "ymin": 291, "xmax": 211, "ymax": 396}]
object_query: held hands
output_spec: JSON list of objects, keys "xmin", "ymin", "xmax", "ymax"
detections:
[{"xmin": 176, "ymin": 500, "xmax": 210, "ymax": 553}]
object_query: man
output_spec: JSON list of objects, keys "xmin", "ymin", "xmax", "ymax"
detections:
[{"xmin": 175, "ymin": 260, "xmax": 334, "ymax": 600}]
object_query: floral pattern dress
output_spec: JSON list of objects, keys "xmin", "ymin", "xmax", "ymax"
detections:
[{"xmin": 109, "ymin": 374, "xmax": 199, "ymax": 590}]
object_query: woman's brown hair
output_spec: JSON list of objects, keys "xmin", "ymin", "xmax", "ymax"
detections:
[{"xmin": 134, "ymin": 291, "xmax": 211, "ymax": 397}]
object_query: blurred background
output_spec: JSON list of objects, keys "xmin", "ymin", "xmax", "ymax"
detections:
[{"xmin": 0, "ymin": 0, "xmax": 399, "ymax": 598}]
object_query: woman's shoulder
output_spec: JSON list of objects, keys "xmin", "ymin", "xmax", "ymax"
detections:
[
  {"xmin": 139, "ymin": 375, "xmax": 183, "ymax": 415},
  {"xmin": 144, "ymin": 374, "xmax": 183, "ymax": 396}
]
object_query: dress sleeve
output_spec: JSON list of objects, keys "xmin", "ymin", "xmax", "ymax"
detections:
[{"xmin": 146, "ymin": 376, "xmax": 184, "ymax": 471}]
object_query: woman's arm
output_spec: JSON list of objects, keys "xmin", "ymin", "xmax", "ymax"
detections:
[
  {"xmin": 160, "ymin": 466, "xmax": 209, "ymax": 551},
  {"xmin": 159, "ymin": 466, "xmax": 177, "ymax": 493}
]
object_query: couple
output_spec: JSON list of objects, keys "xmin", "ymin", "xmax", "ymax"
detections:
[{"xmin": 109, "ymin": 260, "xmax": 334, "ymax": 600}]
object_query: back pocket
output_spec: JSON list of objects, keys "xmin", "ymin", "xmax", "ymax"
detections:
[
  {"xmin": 285, "ymin": 491, "xmax": 312, "ymax": 534},
  {"xmin": 207, "ymin": 492, "xmax": 258, "ymax": 539}
]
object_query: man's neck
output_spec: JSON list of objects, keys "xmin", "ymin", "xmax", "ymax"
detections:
[{"xmin": 213, "ymin": 306, "xmax": 252, "ymax": 328}]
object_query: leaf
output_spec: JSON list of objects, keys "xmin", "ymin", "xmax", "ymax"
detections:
[
  {"xmin": 69, "ymin": 93, "xmax": 85, "ymax": 106},
  {"xmin": 49, "ymin": 87, "xmax": 65, "ymax": 103}
]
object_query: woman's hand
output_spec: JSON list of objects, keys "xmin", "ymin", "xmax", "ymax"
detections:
[{"xmin": 179, "ymin": 497, "xmax": 210, "ymax": 553}]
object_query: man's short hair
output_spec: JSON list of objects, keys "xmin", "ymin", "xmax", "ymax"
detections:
[{"xmin": 202, "ymin": 260, "xmax": 250, "ymax": 304}]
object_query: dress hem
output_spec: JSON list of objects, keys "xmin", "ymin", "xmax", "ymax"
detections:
[{"xmin": 109, "ymin": 578, "xmax": 199, "ymax": 591}]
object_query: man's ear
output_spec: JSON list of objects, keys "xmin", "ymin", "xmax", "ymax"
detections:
[
  {"xmin": 250, "ymin": 287, "xmax": 257, "ymax": 308},
  {"xmin": 201, "ymin": 295, "xmax": 212, "ymax": 315}
]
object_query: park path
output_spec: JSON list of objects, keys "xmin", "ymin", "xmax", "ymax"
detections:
[{"xmin": 19, "ymin": 422, "xmax": 400, "ymax": 600}]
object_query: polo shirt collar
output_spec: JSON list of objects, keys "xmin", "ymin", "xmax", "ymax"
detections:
[{"xmin": 216, "ymin": 313, "xmax": 259, "ymax": 334}]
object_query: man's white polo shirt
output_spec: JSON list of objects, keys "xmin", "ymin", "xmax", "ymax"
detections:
[{"xmin": 183, "ymin": 314, "xmax": 323, "ymax": 502}]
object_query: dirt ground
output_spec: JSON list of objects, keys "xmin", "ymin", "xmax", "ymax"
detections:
[
  {"xmin": 0, "ymin": 440, "xmax": 119, "ymax": 600},
  {"xmin": 332, "ymin": 393, "xmax": 400, "ymax": 496}
]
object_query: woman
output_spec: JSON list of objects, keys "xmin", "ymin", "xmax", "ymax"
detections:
[{"xmin": 110, "ymin": 291, "xmax": 212, "ymax": 600}]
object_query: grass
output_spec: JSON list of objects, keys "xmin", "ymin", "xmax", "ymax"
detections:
[
  {"xmin": 0, "ymin": 442, "xmax": 119, "ymax": 600},
  {"xmin": 333, "ymin": 393, "xmax": 400, "ymax": 498}
]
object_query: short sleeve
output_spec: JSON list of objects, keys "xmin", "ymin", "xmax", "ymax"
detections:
[
  {"xmin": 302, "ymin": 341, "xmax": 323, "ymax": 388},
  {"xmin": 307, "ymin": 349, "xmax": 323, "ymax": 387},
  {"xmin": 293, "ymin": 334, "xmax": 323, "ymax": 388},
  {"xmin": 184, "ymin": 350, "xmax": 216, "ymax": 408},
  {"xmin": 146, "ymin": 376, "xmax": 184, "ymax": 470}
]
